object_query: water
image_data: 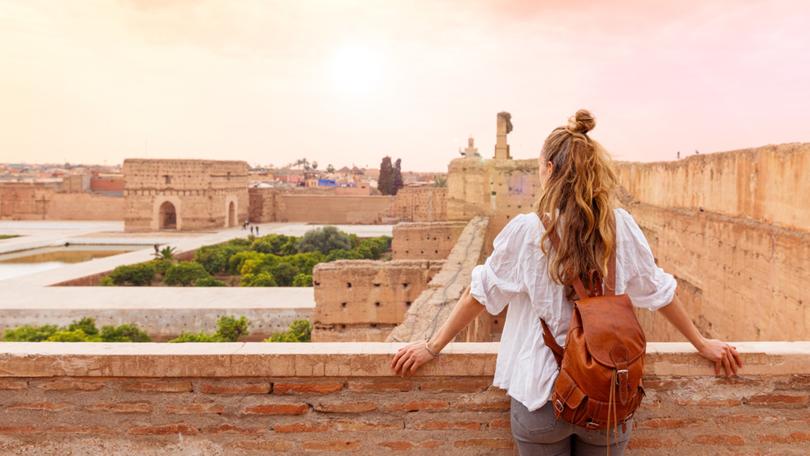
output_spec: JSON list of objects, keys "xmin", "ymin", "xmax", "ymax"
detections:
[{"xmin": 0, "ymin": 245, "xmax": 143, "ymax": 281}]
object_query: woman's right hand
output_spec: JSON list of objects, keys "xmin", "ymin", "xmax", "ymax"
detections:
[{"xmin": 697, "ymin": 338, "xmax": 743, "ymax": 377}]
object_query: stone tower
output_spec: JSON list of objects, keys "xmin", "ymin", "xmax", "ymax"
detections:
[{"xmin": 494, "ymin": 112, "xmax": 512, "ymax": 160}]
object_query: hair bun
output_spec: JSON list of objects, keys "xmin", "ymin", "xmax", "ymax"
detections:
[{"xmin": 566, "ymin": 109, "xmax": 596, "ymax": 135}]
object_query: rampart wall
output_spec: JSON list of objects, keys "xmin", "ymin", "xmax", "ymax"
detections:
[
  {"xmin": 248, "ymin": 188, "xmax": 395, "ymax": 224},
  {"xmin": 0, "ymin": 184, "xmax": 123, "ymax": 220}
]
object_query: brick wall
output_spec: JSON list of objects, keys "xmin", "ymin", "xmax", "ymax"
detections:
[
  {"xmin": 0, "ymin": 342, "xmax": 807, "ymax": 455},
  {"xmin": 311, "ymin": 260, "xmax": 444, "ymax": 342}
]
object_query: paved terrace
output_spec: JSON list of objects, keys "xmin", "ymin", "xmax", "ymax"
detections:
[{"xmin": 0, "ymin": 342, "xmax": 808, "ymax": 455}]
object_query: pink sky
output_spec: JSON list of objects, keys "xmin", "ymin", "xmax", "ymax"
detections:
[{"xmin": 1, "ymin": 0, "xmax": 808, "ymax": 171}]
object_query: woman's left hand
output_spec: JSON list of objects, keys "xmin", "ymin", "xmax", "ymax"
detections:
[{"xmin": 390, "ymin": 340, "xmax": 436, "ymax": 377}]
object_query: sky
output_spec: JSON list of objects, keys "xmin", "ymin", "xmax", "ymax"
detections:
[{"xmin": 1, "ymin": 0, "xmax": 809, "ymax": 171}]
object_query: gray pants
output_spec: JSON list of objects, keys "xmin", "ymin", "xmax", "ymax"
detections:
[{"xmin": 510, "ymin": 397, "xmax": 632, "ymax": 455}]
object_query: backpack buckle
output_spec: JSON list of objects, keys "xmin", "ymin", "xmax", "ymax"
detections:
[
  {"xmin": 554, "ymin": 399, "xmax": 564, "ymax": 413},
  {"xmin": 615, "ymin": 369, "xmax": 628, "ymax": 385},
  {"xmin": 585, "ymin": 420, "xmax": 600, "ymax": 430}
]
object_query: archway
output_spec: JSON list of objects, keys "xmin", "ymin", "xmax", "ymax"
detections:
[
  {"xmin": 227, "ymin": 201, "xmax": 236, "ymax": 227},
  {"xmin": 159, "ymin": 201, "xmax": 177, "ymax": 230}
]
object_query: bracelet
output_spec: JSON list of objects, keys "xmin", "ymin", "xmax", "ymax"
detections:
[{"xmin": 424, "ymin": 338, "xmax": 440, "ymax": 358}]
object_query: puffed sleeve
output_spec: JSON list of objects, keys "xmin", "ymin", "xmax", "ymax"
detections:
[
  {"xmin": 469, "ymin": 214, "xmax": 530, "ymax": 315},
  {"xmin": 618, "ymin": 209, "xmax": 677, "ymax": 311}
]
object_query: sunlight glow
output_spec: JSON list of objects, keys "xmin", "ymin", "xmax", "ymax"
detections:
[{"xmin": 328, "ymin": 44, "xmax": 385, "ymax": 95}]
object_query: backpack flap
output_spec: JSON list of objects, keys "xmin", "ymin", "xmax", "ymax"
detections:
[{"xmin": 574, "ymin": 294, "xmax": 646, "ymax": 368}]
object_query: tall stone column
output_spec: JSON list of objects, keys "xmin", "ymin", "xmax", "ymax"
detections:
[{"xmin": 494, "ymin": 112, "xmax": 512, "ymax": 160}]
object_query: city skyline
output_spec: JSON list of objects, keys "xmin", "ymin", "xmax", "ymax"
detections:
[{"xmin": 1, "ymin": 0, "xmax": 809, "ymax": 171}]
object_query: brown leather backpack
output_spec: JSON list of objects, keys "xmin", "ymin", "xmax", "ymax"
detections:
[{"xmin": 539, "ymin": 215, "xmax": 646, "ymax": 450}]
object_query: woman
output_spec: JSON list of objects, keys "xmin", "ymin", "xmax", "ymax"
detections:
[{"xmin": 390, "ymin": 109, "xmax": 743, "ymax": 455}]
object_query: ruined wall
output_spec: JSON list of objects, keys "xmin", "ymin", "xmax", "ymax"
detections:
[
  {"xmin": 616, "ymin": 144, "xmax": 810, "ymax": 342},
  {"xmin": 0, "ymin": 184, "xmax": 123, "ymax": 220},
  {"xmin": 311, "ymin": 260, "xmax": 444, "ymax": 342},
  {"xmin": 123, "ymin": 159, "xmax": 249, "ymax": 232},
  {"xmin": 392, "ymin": 221, "xmax": 467, "ymax": 260},
  {"xmin": 249, "ymin": 188, "xmax": 395, "ymax": 224},
  {"xmin": 446, "ymin": 157, "xmax": 540, "ymax": 245},
  {"xmin": 626, "ymin": 202, "xmax": 809, "ymax": 341},
  {"xmin": 0, "ymin": 342, "xmax": 807, "ymax": 455},
  {"xmin": 392, "ymin": 186, "xmax": 447, "ymax": 222},
  {"xmin": 387, "ymin": 216, "xmax": 499, "ymax": 344},
  {"xmin": 615, "ymin": 143, "xmax": 810, "ymax": 230}
]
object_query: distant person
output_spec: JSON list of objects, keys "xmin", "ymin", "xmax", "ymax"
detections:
[
  {"xmin": 677, "ymin": 151, "xmax": 680, "ymax": 159},
  {"xmin": 391, "ymin": 109, "xmax": 742, "ymax": 455},
  {"xmin": 255, "ymin": 226, "xmax": 260, "ymax": 236}
]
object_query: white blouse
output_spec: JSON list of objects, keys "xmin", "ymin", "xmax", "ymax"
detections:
[{"xmin": 469, "ymin": 207, "xmax": 677, "ymax": 412}]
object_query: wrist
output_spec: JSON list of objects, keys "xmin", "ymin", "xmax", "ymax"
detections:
[
  {"xmin": 694, "ymin": 335, "xmax": 708, "ymax": 352},
  {"xmin": 425, "ymin": 338, "xmax": 441, "ymax": 357}
]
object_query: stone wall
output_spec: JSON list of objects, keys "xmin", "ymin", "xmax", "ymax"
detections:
[
  {"xmin": 392, "ymin": 221, "xmax": 467, "ymax": 260},
  {"xmin": 0, "ymin": 342, "xmax": 807, "ymax": 455},
  {"xmin": 625, "ymin": 202, "xmax": 809, "ymax": 342},
  {"xmin": 311, "ymin": 260, "xmax": 444, "ymax": 342},
  {"xmin": 0, "ymin": 183, "xmax": 123, "ymax": 220},
  {"xmin": 392, "ymin": 186, "xmax": 447, "ymax": 222},
  {"xmin": 123, "ymin": 159, "xmax": 249, "ymax": 232},
  {"xmin": 387, "ymin": 216, "xmax": 501, "ymax": 343},
  {"xmin": 446, "ymin": 157, "xmax": 540, "ymax": 245},
  {"xmin": 249, "ymin": 188, "xmax": 395, "ymax": 224},
  {"xmin": 615, "ymin": 143, "xmax": 810, "ymax": 230},
  {"xmin": 615, "ymin": 144, "xmax": 810, "ymax": 342}
]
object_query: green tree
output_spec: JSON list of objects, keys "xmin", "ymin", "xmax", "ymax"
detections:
[
  {"xmin": 377, "ymin": 156, "xmax": 394, "ymax": 195},
  {"xmin": 164, "ymin": 262, "xmax": 210, "ymax": 286},
  {"xmin": 393, "ymin": 158, "xmax": 404, "ymax": 195},
  {"xmin": 297, "ymin": 226, "xmax": 353, "ymax": 255}
]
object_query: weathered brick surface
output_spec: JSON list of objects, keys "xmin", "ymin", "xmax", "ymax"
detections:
[{"xmin": 0, "ymin": 344, "xmax": 807, "ymax": 455}]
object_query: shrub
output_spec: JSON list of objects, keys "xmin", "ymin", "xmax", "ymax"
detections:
[
  {"xmin": 169, "ymin": 315, "xmax": 249, "ymax": 343},
  {"xmin": 298, "ymin": 226, "xmax": 353, "ymax": 254},
  {"xmin": 100, "ymin": 324, "xmax": 151, "ymax": 342},
  {"xmin": 241, "ymin": 272, "xmax": 277, "ymax": 287},
  {"xmin": 283, "ymin": 252, "xmax": 325, "ymax": 276},
  {"xmin": 2, "ymin": 324, "xmax": 60, "ymax": 341},
  {"xmin": 68, "ymin": 317, "xmax": 99, "ymax": 336},
  {"xmin": 250, "ymin": 234, "xmax": 298, "ymax": 256},
  {"xmin": 152, "ymin": 258, "xmax": 173, "ymax": 275},
  {"xmin": 228, "ymin": 250, "xmax": 264, "ymax": 275},
  {"xmin": 292, "ymin": 272, "xmax": 312, "ymax": 287},
  {"xmin": 46, "ymin": 329, "xmax": 101, "ymax": 342},
  {"xmin": 164, "ymin": 262, "xmax": 210, "ymax": 286},
  {"xmin": 169, "ymin": 332, "xmax": 226, "ymax": 342},
  {"xmin": 195, "ymin": 276, "xmax": 226, "ymax": 287},
  {"xmin": 268, "ymin": 261, "xmax": 298, "ymax": 286},
  {"xmin": 106, "ymin": 262, "xmax": 155, "ymax": 286},
  {"xmin": 195, "ymin": 242, "xmax": 249, "ymax": 274},
  {"xmin": 324, "ymin": 249, "xmax": 364, "ymax": 262},
  {"xmin": 265, "ymin": 319, "xmax": 311, "ymax": 342},
  {"xmin": 216, "ymin": 315, "xmax": 249, "ymax": 342},
  {"xmin": 153, "ymin": 246, "xmax": 177, "ymax": 261}
]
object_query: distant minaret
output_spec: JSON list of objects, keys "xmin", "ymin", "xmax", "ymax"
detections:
[
  {"xmin": 461, "ymin": 136, "xmax": 479, "ymax": 157},
  {"xmin": 494, "ymin": 112, "xmax": 512, "ymax": 160}
]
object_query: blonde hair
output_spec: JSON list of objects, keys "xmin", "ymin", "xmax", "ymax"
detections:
[{"xmin": 536, "ymin": 109, "xmax": 618, "ymax": 291}]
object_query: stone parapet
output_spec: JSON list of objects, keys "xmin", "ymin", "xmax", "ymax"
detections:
[{"xmin": 0, "ymin": 342, "xmax": 808, "ymax": 455}]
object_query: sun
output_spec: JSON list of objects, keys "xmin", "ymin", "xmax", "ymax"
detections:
[{"xmin": 328, "ymin": 44, "xmax": 385, "ymax": 95}]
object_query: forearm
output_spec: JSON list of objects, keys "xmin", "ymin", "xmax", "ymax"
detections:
[
  {"xmin": 427, "ymin": 286, "xmax": 486, "ymax": 353},
  {"xmin": 657, "ymin": 292, "xmax": 707, "ymax": 350}
]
